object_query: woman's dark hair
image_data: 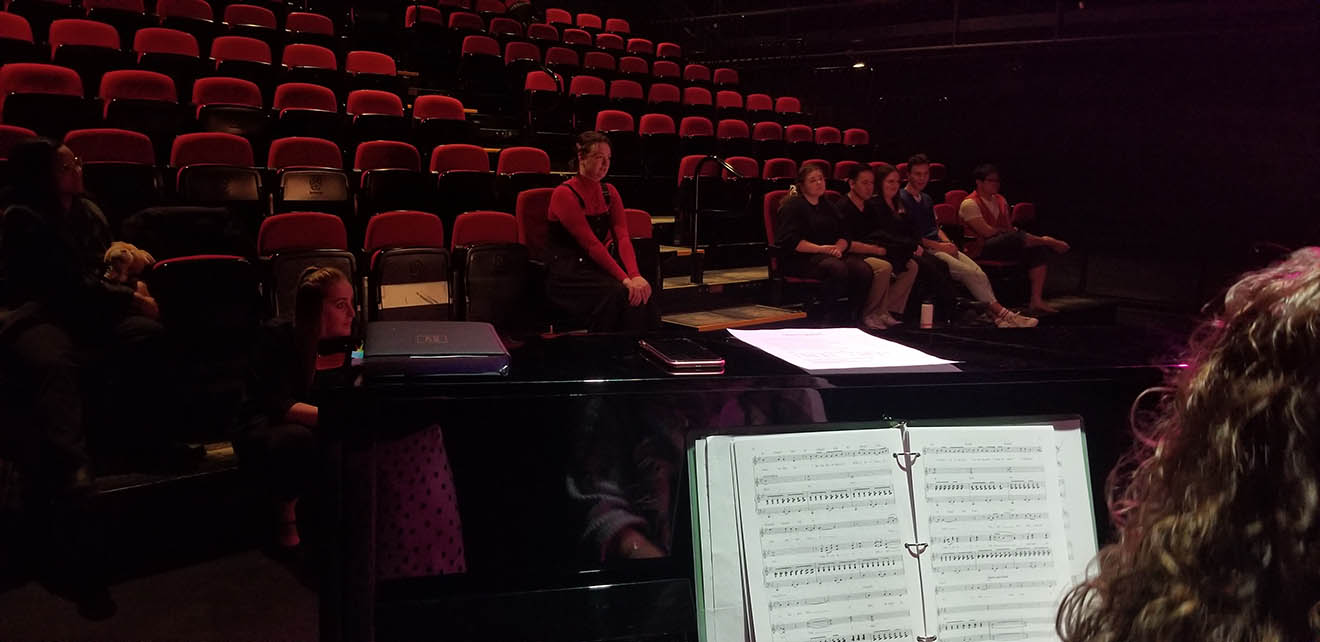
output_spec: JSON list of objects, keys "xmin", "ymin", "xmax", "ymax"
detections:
[
  {"xmin": 780, "ymin": 160, "xmax": 829, "ymax": 207},
  {"xmin": 847, "ymin": 163, "xmax": 874, "ymax": 182},
  {"xmin": 3, "ymin": 137, "xmax": 65, "ymax": 214},
  {"xmin": 1058, "ymin": 247, "xmax": 1320, "ymax": 642},
  {"xmin": 973, "ymin": 163, "xmax": 998, "ymax": 182},
  {"xmin": 870, "ymin": 163, "xmax": 904, "ymax": 216},
  {"xmin": 570, "ymin": 130, "xmax": 612, "ymax": 171},
  {"xmin": 292, "ymin": 266, "xmax": 350, "ymax": 398}
]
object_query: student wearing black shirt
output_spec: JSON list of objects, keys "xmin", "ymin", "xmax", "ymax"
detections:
[{"xmin": 774, "ymin": 161, "xmax": 876, "ymax": 324}]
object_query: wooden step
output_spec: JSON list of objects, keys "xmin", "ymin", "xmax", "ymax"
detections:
[
  {"xmin": 663, "ymin": 304, "xmax": 806, "ymax": 332},
  {"xmin": 659, "ymin": 244, "xmax": 704, "ymax": 258},
  {"xmin": 662, "ymin": 265, "xmax": 768, "ymax": 290}
]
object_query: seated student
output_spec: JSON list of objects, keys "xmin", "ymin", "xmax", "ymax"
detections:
[
  {"xmin": 832, "ymin": 163, "xmax": 924, "ymax": 330},
  {"xmin": 1058, "ymin": 247, "xmax": 1320, "ymax": 642},
  {"xmin": 0, "ymin": 138, "xmax": 164, "ymax": 616},
  {"xmin": 901, "ymin": 155, "xmax": 1037, "ymax": 328},
  {"xmin": 776, "ymin": 161, "xmax": 878, "ymax": 325},
  {"xmin": 546, "ymin": 131, "xmax": 659, "ymax": 332},
  {"xmin": 958, "ymin": 164, "xmax": 1069, "ymax": 314}
]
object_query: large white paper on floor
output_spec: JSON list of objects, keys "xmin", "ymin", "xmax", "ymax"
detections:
[{"xmin": 728, "ymin": 327, "xmax": 960, "ymax": 374}]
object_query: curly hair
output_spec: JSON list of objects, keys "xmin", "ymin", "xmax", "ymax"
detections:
[{"xmin": 1058, "ymin": 247, "xmax": 1320, "ymax": 642}]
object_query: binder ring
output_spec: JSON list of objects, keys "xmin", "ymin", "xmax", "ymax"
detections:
[
  {"xmin": 905, "ymin": 542, "xmax": 929, "ymax": 558},
  {"xmin": 892, "ymin": 451, "xmax": 921, "ymax": 471}
]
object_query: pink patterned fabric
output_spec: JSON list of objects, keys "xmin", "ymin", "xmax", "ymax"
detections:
[{"xmin": 374, "ymin": 424, "xmax": 467, "ymax": 579}]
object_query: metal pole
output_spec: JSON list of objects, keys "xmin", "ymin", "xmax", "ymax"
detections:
[{"xmin": 952, "ymin": 0, "xmax": 961, "ymax": 46}]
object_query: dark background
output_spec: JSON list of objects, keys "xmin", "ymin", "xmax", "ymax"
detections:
[{"xmin": 575, "ymin": 0, "xmax": 1319, "ymax": 308}]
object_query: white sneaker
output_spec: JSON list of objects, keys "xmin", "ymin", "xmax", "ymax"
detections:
[{"xmin": 995, "ymin": 309, "xmax": 1039, "ymax": 328}]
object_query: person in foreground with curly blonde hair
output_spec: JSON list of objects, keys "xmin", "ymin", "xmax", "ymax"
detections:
[{"xmin": 1057, "ymin": 246, "xmax": 1320, "ymax": 642}]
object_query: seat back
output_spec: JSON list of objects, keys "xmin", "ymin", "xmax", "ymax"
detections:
[{"xmin": 514, "ymin": 186, "xmax": 553, "ymax": 260}]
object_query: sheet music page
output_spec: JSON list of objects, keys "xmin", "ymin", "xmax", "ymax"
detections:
[
  {"xmin": 702, "ymin": 436, "xmax": 751, "ymax": 642},
  {"xmin": 728, "ymin": 328, "xmax": 959, "ymax": 374},
  {"xmin": 1052, "ymin": 422, "xmax": 1100, "ymax": 584},
  {"xmin": 906, "ymin": 426, "xmax": 1071, "ymax": 642},
  {"xmin": 731, "ymin": 429, "xmax": 922, "ymax": 642}
]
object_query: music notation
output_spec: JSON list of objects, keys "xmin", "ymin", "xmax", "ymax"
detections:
[
  {"xmin": 753, "ymin": 447, "xmax": 891, "ymax": 465},
  {"xmin": 926, "ymin": 465, "xmax": 1046, "ymax": 475},
  {"xmin": 932, "ymin": 559, "xmax": 1052, "ymax": 574},
  {"xmin": 929, "ymin": 512, "xmax": 1049, "ymax": 524},
  {"xmin": 765, "ymin": 539, "xmax": 895, "ymax": 559},
  {"xmin": 934, "ymin": 579, "xmax": 1055, "ymax": 594},
  {"xmin": 758, "ymin": 487, "xmax": 897, "ymax": 515},
  {"xmin": 772, "ymin": 610, "xmax": 911, "ymax": 634},
  {"xmin": 787, "ymin": 628, "xmax": 912, "ymax": 642},
  {"xmin": 939, "ymin": 602, "xmax": 1056, "ymax": 616},
  {"xmin": 757, "ymin": 468, "xmax": 893, "ymax": 486},
  {"xmin": 760, "ymin": 487, "xmax": 896, "ymax": 507},
  {"xmin": 760, "ymin": 516, "xmax": 899, "ymax": 537},
  {"xmin": 937, "ymin": 532, "xmax": 1046, "ymax": 547},
  {"xmin": 939, "ymin": 617, "xmax": 1057, "ymax": 642},
  {"xmin": 925, "ymin": 445, "xmax": 1042, "ymax": 455},
  {"xmin": 766, "ymin": 556, "xmax": 901, "ymax": 583},
  {"xmin": 768, "ymin": 588, "xmax": 908, "ymax": 610},
  {"xmin": 927, "ymin": 480, "xmax": 1045, "ymax": 493},
  {"xmin": 926, "ymin": 492, "xmax": 1047, "ymax": 504},
  {"xmin": 934, "ymin": 547, "xmax": 1053, "ymax": 564}
]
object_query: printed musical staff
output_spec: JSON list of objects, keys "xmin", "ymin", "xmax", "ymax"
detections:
[{"xmin": 768, "ymin": 588, "xmax": 908, "ymax": 610}]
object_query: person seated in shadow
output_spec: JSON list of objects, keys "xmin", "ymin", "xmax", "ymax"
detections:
[
  {"xmin": 901, "ymin": 154, "xmax": 1037, "ymax": 328},
  {"xmin": 546, "ymin": 131, "xmax": 659, "ymax": 332},
  {"xmin": 831, "ymin": 163, "xmax": 925, "ymax": 330},
  {"xmin": 0, "ymin": 137, "xmax": 164, "ymax": 617},
  {"xmin": 776, "ymin": 161, "xmax": 878, "ymax": 325},
  {"xmin": 1058, "ymin": 247, "xmax": 1320, "ymax": 642},
  {"xmin": 958, "ymin": 164, "xmax": 1069, "ymax": 314}
]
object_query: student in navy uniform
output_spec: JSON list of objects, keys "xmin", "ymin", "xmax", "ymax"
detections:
[{"xmin": 545, "ymin": 131, "xmax": 659, "ymax": 332}]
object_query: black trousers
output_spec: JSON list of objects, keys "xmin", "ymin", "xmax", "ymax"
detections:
[
  {"xmin": 547, "ymin": 256, "xmax": 661, "ymax": 333},
  {"xmin": 910, "ymin": 252, "xmax": 958, "ymax": 323},
  {"xmin": 781, "ymin": 253, "xmax": 873, "ymax": 323},
  {"xmin": 980, "ymin": 231, "xmax": 1051, "ymax": 267},
  {"xmin": 236, "ymin": 420, "xmax": 318, "ymax": 502}
]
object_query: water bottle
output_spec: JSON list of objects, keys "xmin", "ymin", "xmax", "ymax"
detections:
[{"xmin": 919, "ymin": 299, "xmax": 935, "ymax": 329}]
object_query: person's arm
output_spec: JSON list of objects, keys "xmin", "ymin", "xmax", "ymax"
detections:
[
  {"xmin": 958, "ymin": 200, "xmax": 999, "ymax": 239},
  {"xmin": 848, "ymin": 240, "xmax": 887, "ymax": 256},
  {"xmin": 2, "ymin": 205, "xmax": 136, "ymax": 314},
  {"xmin": 284, "ymin": 402, "xmax": 318, "ymax": 427},
  {"xmin": 549, "ymin": 187, "xmax": 629, "ymax": 282},
  {"xmin": 606, "ymin": 186, "xmax": 641, "ymax": 279}
]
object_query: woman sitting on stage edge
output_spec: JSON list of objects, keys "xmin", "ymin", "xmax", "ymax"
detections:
[
  {"xmin": 1058, "ymin": 247, "xmax": 1320, "ymax": 642},
  {"xmin": 776, "ymin": 161, "xmax": 893, "ymax": 326},
  {"xmin": 546, "ymin": 131, "xmax": 658, "ymax": 332}
]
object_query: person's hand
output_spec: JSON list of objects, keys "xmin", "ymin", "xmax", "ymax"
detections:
[
  {"xmin": 132, "ymin": 281, "xmax": 159, "ymax": 320},
  {"xmin": 914, "ymin": 245, "xmax": 924, "ymax": 257},
  {"xmin": 612, "ymin": 527, "xmax": 665, "ymax": 560},
  {"xmin": 623, "ymin": 276, "xmax": 652, "ymax": 307},
  {"xmin": 1041, "ymin": 235, "xmax": 1071, "ymax": 254},
  {"xmin": 822, "ymin": 243, "xmax": 843, "ymax": 258},
  {"xmin": 940, "ymin": 242, "xmax": 960, "ymax": 255}
]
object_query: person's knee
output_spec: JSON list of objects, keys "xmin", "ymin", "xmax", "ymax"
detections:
[
  {"xmin": 10, "ymin": 324, "xmax": 78, "ymax": 376},
  {"xmin": 865, "ymin": 258, "xmax": 892, "ymax": 278}
]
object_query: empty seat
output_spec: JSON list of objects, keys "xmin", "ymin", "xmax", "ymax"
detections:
[
  {"xmin": 682, "ymin": 85, "xmax": 713, "ymax": 119},
  {"xmin": 625, "ymin": 37, "xmax": 652, "ymax": 57},
  {"xmin": 561, "ymin": 27, "xmax": 590, "ymax": 48},
  {"xmin": 930, "ymin": 162, "xmax": 947, "ymax": 181},
  {"xmin": 82, "ymin": 0, "xmax": 149, "ymax": 46},
  {"xmin": 474, "ymin": 0, "xmax": 505, "ymax": 18},
  {"xmin": 170, "ymin": 131, "xmax": 263, "ymax": 230},
  {"xmin": 257, "ymin": 211, "xmax": 354, "ymax": 318},
  {"xmin": 568, "ymin": 74, "xmax": 605, "ymax": 130},
  {"xmin": 0, "ymin": 12, "xmax": 36, "ymax": 65},
  {"xmin": 651, "ymin": 59, "xmax": 679, "ymax": 79},
  {"xmin": 656, "ymin": 42, "xmax": 681, "ymax": 60},
  {"xmin": 7, "ymin": 0, "xmax": 79, "ymax": 48},
  {"xmin": 222, "ymin": 3, "xmax": 275, "ymax": 46},
  {"xmin": 210, "ymin": 35, "xmax": 272, "ymax": 92},
  {"xmin": 752, "ymin": 120, "xmax": 784, "ymax": 158},
  {"xmin": 488, "ymin": 17, "xmax": 522, "ymax": 41},
  {"xmin": 944, "ymin": 189, "xmax": 968, "ymax": 207},
  {"xmin": 267, "ymin": 135, "xmax": 350, "ymax": 218},
  {"xmin": 617, "ymin": 55, "xmax": 647, "ymax": 81},
  {"xmin": 608, "ymin": 78, "xmax": 643, "ymax": 116},
  {"xmin": 523, "ymin": 70, "xmax": 567, "ymax": 133},
  {"xmin": 281, "ymin": 43, "xmax": 339, "ymax": 91},
  {"xmin": 503, "ymin": 40, "xmax": 541, "ymax": 92},
  {"xmin": 355, "ymin": 139, "xmax": 430, "ymax": 217},
  {"xmin": 830, "ymin": 159, "xmax": 860, "ymax": 192},
  {"xmin": 574, "ymin": 12, "xmax": 601, "ymax": 31},
  {"xmin": 345, "ymin": 49, "xmax": 397, "ymax": 94},
  {"xmin": 713, "ymin": 67, "xmax": 738, "ymax": 87},
  {"xmin": 191, "ymin": 76, "xmax": 269, "ymax": 154},
  {"xmin": 0, "ymin": 123, "xmax": 36, "ymax": 173},
  {"xmin": 284, "ymin": 12, "xmax": 335, "ymax": 48},
  {"xmin": 595, "ymin": 32, "xmax": 623, "ymax": 52},
  {"xmin": 683, "ymin": 63, "xmax": 710, "ymax": 85},
  {"xmin": 604, "ymin": 18, "xmax": 629, "ymax": 35},
  {"xmin": 722, "ymin": 155, "xmax": 758, "ymax": 180},
  {"xmin": 814, "ymin": 125, "xmax": 842, "ymax": 161},
  {"xmin": 496, "ymin": 145, "xmax": 555, "ymax": 208},
  {"xmin": 457, "ymin": 35, "xmax": 503, "ymax": 106},
  {"xmin": 98, "ymin": 69, "xmax": 181, "ymax": 158},
  {"xmin": 595, "ymin": 108, "xmax": 637, "ymax": 174},
  {"xmin": 678, "ymin": 115, "xmax": 713, "ymax": 156},
  {"xmin": 64, "ymin": 127, "xmax": 161, "ymax": 229},
  {"xmin": 774, "ymin": 95, "xmax": 802, "ymax": 123},
  {"xmin": 346, "ymin": 88, "xmax": 407, "ymax": 143},
  {"xmin": 646, "ymin": 81, "xmax": 679, "ymax": 119},
  {"xmin": 543, "ymin": 45, "xmax": 578, "ymax": 76},
  {"xmin": 451, "ymin": 210, "xmax": 517, "ymax": 248},
  {"xmin": 842, "ymin": 127, "xmax": 870, "ymax": 161},
  {"xmin": 746, "ymin": 92, "xmax": 772, "ymax": 119},
  {"xmin": 364, "ymin": 210, "xmax": 451, "ymax": 321},
  {"xmin": 0, "ymin": 62, "xmax": 89, "ymax": 138},
  {"xmin": 133, "ymin": 27, "xmax": 202, "ymax": 95},
  {"xmin": 716, "ymin": 118, "xmax": 751, "ymax": 158},
  {"xmin": 414, "ymin": 94, "xmax": 474, "ymax": 152},
  {"xmin": 526, "ymin": 22, "xmax": 557, "ymax": 45},
  {"xmin": 544, "ymin": 8, "xmax": 571, "ymax": 26},
  {"xmin": 271, "ymin": 81, "xmax": 340, "ymax": 139},
  {"xmin": 784, "ymin": 123, "xmax": 814, "ymax": 161},
  {"xmin": 48, "ymin": 18, "xmax": 125, "ymax": 95},
  {"xmin": 430, "ymin": 142, "xmax": 497, "ymax": 225},
  {"xmin": 582, "ymin": 50, "xmax": 614, "ymax": 75},
  {"xmin": 514, "ymin": 186, "xmax": 552, "ymax": 258},
  {"xmin": 638, "ymin": 112, "xmax": 677, "ymax": 178},
  {"xmin": 715, "ymin": 89, "xmax": 743, "ymax": 120},
  {"xmin": 156, "ymin": 0, "xmax": 214, "ymax": 50},
  {"xmin": 762, "ymin": 157, "xmax": 796, "ymax": 183}
]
